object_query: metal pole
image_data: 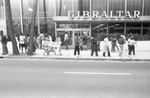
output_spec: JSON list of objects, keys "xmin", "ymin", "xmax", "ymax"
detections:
[
  {"xmin": 20, "ymin": 0, "xmax": 24, "ymax": 33},
  {"xmin": 37, "ymin": 0, "xmax": 40, "ymax": 34}
]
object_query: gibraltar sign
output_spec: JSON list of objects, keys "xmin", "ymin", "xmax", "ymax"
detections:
[{"xmin": 68, "ymin": 11, "xmax": 140, "ymax": 19}]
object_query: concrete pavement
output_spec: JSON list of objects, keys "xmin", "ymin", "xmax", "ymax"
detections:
[{"xmin": 0, "ymin": 42, "xmax": 150, "ymax": 61}]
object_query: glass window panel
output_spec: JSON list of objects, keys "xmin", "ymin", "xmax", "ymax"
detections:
[
  {"xmin": 127, "ymin": 0, "xmax": 142, "ymax": 15},
  {"xmin": 73, "ymin": 0, "xmax": 90, "ymax": 16},
  {"xmin": 91, "ymin": 23, "xmax": 107, "ymax": 37},
  {"xmin": 109, "ymin": 0, "xmax": 125, "ymax": 16},
  {"xmin": 10, "ymin": 0, "xmax": 21, "ymax": 18},
  {"xmin": 143, "ymin": 23, "xmax": 150, "ymax": 35},
  {"xmin": 0, "ymin": 0, "xmax": 4, "ymax": 18},
  {"xmin": 56, "ymin": 0, "xmax": 72, "ymax": 16},
  {"xmin": 39, "ymin": 0, "xmax": 55, "ymax": 18},
  {"xmin": 108, "ymin": 23, "xmax": 124, "ymax": 36},
  {"xmin": 144, "ymin": 0, "xmax": 150, "ymax": 15},
  {"xmin": 126, "ymin": 23, "xmax": 141, "ymax": 35},
  {"xmin": 91, "ymin": 0, "xmax": 107, "ymax": 15}
]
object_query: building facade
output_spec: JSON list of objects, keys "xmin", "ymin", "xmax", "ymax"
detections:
[{"xmin": 0, "ymin": 0, "xmax": 150, "ymax": 46}]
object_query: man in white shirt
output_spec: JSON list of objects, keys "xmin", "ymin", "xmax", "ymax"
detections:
[
  {"xmin": 128, "ymin": 36, "xmax": 137, "ymax": 56},
  {"xmin": 64, "ymin": 32, "xmax": 68, "ymax": 50}
]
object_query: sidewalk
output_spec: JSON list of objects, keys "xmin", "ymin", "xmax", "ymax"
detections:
[
  {"xmin": 1, "ymin": 48, "xmax": 150, "ymax": 61},
  {"xmin": 0, "ymin": 42, "xmax": 150, "ymax": 61}
]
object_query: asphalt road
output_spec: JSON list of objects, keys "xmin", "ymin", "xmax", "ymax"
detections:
[{"xmin": 0, "ymin": 59, "xmax": 150, "ymax": 98}]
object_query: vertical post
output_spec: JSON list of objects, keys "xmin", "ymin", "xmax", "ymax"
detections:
[
  {"xmin": 142, "ymin": 0, "xmax": 144, "ymax": 16},
  {"xmin": 107, "ymin": 0, "xmax": 109, "ymax": 16},
  {"xmin": 20, "ymin": 0, "xmax": 24, "ymax": 33},
  {"xmin": 107, "ymin": 0, "xmax": 109, "ymax": 35},
  {"xmin": 54, "ymin": 0, "xmax": 57, "ymax": 38},
  {"xmin": 107, "ymin": 23, "xmax": 108, "ymax": 35},
  {"xmin": 124, "ymin": 23, "xmax": 126, "ymax": 35},
  {"xmin": 141, "ymin": 23, "xmax": 143, "ymax": 35},
  {"xmin": 2, "ymin": 0, "xmax": 7, "ymax": 35},
  {"xmin": 90, "ymin": 0, "xmax": 91, "ymax": 16},
  {"xmin": 27, "ymin": 0, "xmax": 38, "ymax": 55},
  {"xmin": 5, "ymin": 0, "xmax": 19, "ymax": 54},
  {"xmin": 125, "ymin": 0, "xmax": 127, "ymax": 12},
  {"xmin": 37, "ymin": 0, "xmax": 40, "ymax": 34}
]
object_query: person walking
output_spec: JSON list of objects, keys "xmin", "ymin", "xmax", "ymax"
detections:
[
  {"xmin": 0, "ymin": 30, "xmax": 8, "ymax": 55},
  {"xmin": 91, "ymin": 35, "xmax": 98, "ymax": 56},
  {"xmin": 103, "ymin": 35, "xmax": 111, "ymax": 57},
  {"xmin": 96, "ymin": 33, "xmax": 101, "ymax": 51},
  {"xmin": 79, "ymin": 33, "xmax": 83, "ymax": 51},
  {"xmin": 118, "ymin": 35, "xmax": 126, "ymax": 57},
  {"xmin": 56, "ymin": 36, "xmax": 62, "ymax": 55},
  {"xmin": 64, "ymin": 32, "xmax": 68, "ymax": 50},
  {"xmin": 128, "ymin": 36, "xmax": 137, "ymax": 56},
  {"xmin": 19, "ymin": 33, "xmax": 27, "ymax": 53},
  {"xmin": 111, "ymin": 36, "xmax": 119, "ymax": 52},
  {"xmin": 37, "ymin": 33, "xmax": 44, "ymax": 49},
  {"xmin": 74, "ymin": 33, "xmax": 80, "ymax": 56}
]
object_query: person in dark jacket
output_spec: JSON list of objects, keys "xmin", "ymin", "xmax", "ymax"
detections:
[
  {"xmin": 0, "ymin": 31, "xmax": 8, "ymax": 55},
  {"xmin": 91, "ymin": 35, "xmax": 98, "ymax": 56},
  {"xmin": 74, "ymin": 33, "xmax": 80, "ymax": 55}
]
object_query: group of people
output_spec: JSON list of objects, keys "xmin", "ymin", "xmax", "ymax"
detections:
[
  {"xmin": 73, "ymin": 32, "xmax": 137, "ymax": 57},
  {"xmin": 0, "ymin": 30, "xmax": 137, "ymax": 57}
]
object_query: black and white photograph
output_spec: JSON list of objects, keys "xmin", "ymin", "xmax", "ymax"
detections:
[{"xmin": 0, "ymin": 0, "xmax": 150, "ymax": 97}]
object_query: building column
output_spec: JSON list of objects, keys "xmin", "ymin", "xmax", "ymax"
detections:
[
  {"xmin": 141, "ymin": 23, "xmax": 143, "ymax": 35},
  {"xmin": 20, "ymin": 0, "xmax": 24, "ymax": 33},
  {"xmin": 37, "ymin": 0, "xmax": 40, "ymax": 34},
  {"xmin": 124, "ymin": 23, "xmax": 126, "ymax": 35}
]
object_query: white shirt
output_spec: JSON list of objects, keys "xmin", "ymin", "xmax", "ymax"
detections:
[
  {"xmin": 128, "ymin": 38, "xmax": 136, "ymax": 45},
  {"xmin": 64, "ymin": 34, "xmax": 68, "ymax": 41},
  {"xmin": 19, "ymin": 35, "xmax": 26, "ymax": 44}
]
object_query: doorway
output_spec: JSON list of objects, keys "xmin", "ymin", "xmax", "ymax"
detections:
[{"xmin": 56, "ymin": 28, "xmax": 90, "ymax": 46}]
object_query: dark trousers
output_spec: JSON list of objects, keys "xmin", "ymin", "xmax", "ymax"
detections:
[
  {"xmin": 74, "ymin": 46, "xmax": 80, "ymax": 55},
  {"xmin": 103, "ymin": 47, "xmax": 111, "ymax": 57},
  {"xmin": 128, "ymin": 45, "xmax": 135, "ymax": 55},
  {"xmin": 91, "ymin": 50, "xmax": 98, "ymax": 56},
  {"xmin": 64, "ymin": 40, "xmax": 68, "ymax": 50}
]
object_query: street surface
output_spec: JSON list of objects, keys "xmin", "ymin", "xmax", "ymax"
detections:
[{"xmin": 0, "ymin": 59, "xmax": 150, "ymax": 98}]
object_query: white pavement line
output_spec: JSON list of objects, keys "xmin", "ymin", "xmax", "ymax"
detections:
[{"xmin": 64, "ymin": 72, "xmax": 132, "ymax": 76}]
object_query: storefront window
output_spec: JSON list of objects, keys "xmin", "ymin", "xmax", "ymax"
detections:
[
  {"xmin": 144, "ymin": 0, "xmax": 150, "ymax": 15},
  {"xmin": 127, "ymin": 0, "xmax": 142, "ymax": 16},
  {"xmin": 109, "ymin": 0, "xmax": 125, "ymax": 16},
  {"xmin": 108, "ymin": 23, "xmax": 124, "ymax": 34},
  {"xmin": 0, "ymin": 0, "xmax": 4, "ymax": 18},
  {"xmin": 126, "ymin": 23, "xmax": 141, "ymax": 34},
  {"xmin": 91, "ymin": 0, "xmax": 107, "ymax": 15},
  {"xmin": 91, "ymin": 23, "xmax": 107, "ymax": 37},
  {"xmin": 143, "ymin": 23, "xmax": 150, "ymax": 35}
]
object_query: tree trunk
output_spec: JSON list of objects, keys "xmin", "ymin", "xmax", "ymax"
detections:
[
  {"xmin": 43, "ymin": 0, "xmax": 48, "ymax": 33},
  {"xmin": 27, "ymin": 0, "xmax": 38, "ymax": 55},
  {"xmin": 5, "ymin": 0, "xmax": 19, "ymax": 55}
]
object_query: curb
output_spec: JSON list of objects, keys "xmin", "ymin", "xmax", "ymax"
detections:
[{"xmin": 1, "ymin": 55, "xmax": 150, "ymax": 62}]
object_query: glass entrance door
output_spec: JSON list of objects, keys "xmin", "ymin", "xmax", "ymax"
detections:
[
  {"xmin": 56, "ymin": 29, "xmax": 90, "ymax": 47},
  {"xmin": 57, "ymin": 30, "xmax": 73, "ymax": 46}
]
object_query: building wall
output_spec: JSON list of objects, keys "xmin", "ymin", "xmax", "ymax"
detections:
[{"xmin": 0, "ymin": 0, "xmax": 150, "ymax": 39}]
